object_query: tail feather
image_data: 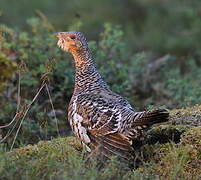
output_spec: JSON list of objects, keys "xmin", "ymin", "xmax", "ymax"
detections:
[{"xmin": 133, "ymin": 109, "xmax": 169, "ymax": 127}]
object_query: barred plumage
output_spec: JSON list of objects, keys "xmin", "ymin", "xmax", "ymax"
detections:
[{"xmin": 56, "ymin": 31, "xmax": 169, "ymax": 161}]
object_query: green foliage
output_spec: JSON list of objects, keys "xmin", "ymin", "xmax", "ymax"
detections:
[
  {"xmin": 131, "ymin": 0, "xmax": 201, "ymax": 56},
  {"xmin": 0, "ymin": 26, "xmax": 17, "ymax": 91},
  {"xmin": 165, "ymin": 60, "xmax": 201, "ymax": 107}
]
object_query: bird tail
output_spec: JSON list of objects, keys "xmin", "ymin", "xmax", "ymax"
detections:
[{"xmin": 132, "ymin": 109, "xmax": 169, "ymax": 128}]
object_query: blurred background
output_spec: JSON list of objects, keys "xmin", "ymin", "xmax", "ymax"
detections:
[{"xmin": 0, "ymin": 0, "xmax": 201, "ymax": 147}]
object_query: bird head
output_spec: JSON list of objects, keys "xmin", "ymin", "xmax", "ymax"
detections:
[{"xmin": 55, "ymin": 31, "xmax": 88, "ymax": 53}]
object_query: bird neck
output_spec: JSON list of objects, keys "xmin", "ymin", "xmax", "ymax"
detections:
[
  {"xmin": 71, "ymin": 49, "xmax": 108, "ymax": 93},
  {"xmin": 71, "ymin": 48, "xmax": 93, "ymax": 68}
]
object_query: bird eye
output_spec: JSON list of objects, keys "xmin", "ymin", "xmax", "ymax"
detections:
[{"xmin": 69, "ymin": 34, "xmax": 76, "ymax": 40}]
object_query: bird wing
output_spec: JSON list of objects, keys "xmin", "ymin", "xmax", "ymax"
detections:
[
  {"xmin": 68, "ymin": 92, "xmax": 135, "ymax": 160},
  {"xmin": 74, "ymin": 92, "xmax": 122, "ymax": 135}
]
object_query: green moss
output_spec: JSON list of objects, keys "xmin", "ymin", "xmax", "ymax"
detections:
[
  {"xmin": 181, "ymin": 127, "xmax": 201, "ymax": 152},
  {"xmin": 1, "ymin": 106, "xmax": 201, "ymax": 179},
  {"xmin": 0, "ymin": 126, "xmax": 201, "ymax": 179},
  {"xmin": 0, "ymin": 137, "xmax": 81, "ymax": 179},
  {"xmin": 137, "ymin": 127, "xmax": 201, "ymax": 180},
  {"xmin": 170, "ymin": 105, "xmax": 201, "ymax": 126},
  {"xmin": 0, "ymin": 137, "xmax": 147, "ymax": 180}
]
